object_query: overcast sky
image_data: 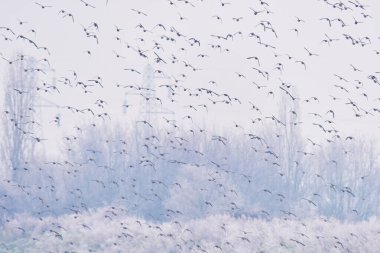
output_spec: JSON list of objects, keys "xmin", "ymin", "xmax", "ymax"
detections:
[{"xmin": 0, "ymin": 0, "xmax": 379, "ymax": 156}]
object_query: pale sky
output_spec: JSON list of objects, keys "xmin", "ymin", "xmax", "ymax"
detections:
[{"xmin": 0, "ymin": 0, "xmax": 379, "ymax": 156}]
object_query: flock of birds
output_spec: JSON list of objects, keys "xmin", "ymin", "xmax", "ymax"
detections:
[{"xmin": 1, "ymin": 0, "xmax": 380, "ymax": 252}]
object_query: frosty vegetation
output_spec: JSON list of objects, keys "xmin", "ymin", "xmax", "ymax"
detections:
[
  {"xmin": 1, "ymin": 61, "xmax": 380, "ymax": 252},
  {"xmin": 1, "ymin": 0, "xmax": 380, "ymax": 248},
  {"xmin": 2, "ymin": 209, "xmax": 380, "ymax": 253},
  {"xmin": 2, "ymin": 116, "xmax": 380, "ymax": 223}
]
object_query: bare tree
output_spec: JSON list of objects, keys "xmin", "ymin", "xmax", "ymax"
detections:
[
  {"xmin": 262, "ymin": 92, "xmax": 305, "ymax": 203},
  {"xmin": 0, "ymin": 54, "xmax": 38, "ymax": 181}
]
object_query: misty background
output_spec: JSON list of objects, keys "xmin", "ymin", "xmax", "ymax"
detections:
[{"xmin": 1, "ymin": 0, "xmax": 380, "ymax": 252}]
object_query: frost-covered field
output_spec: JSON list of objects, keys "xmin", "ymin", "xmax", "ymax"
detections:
[{"xmin": 1, "ymin": 207, "xmax": 379, "ymax": 253}]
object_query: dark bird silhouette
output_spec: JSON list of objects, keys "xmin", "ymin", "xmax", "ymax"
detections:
[{"xmin": 35, "ymin": 2, "xmax": 52, "ymax": 9}]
